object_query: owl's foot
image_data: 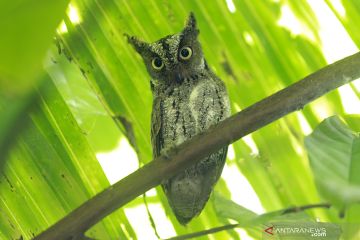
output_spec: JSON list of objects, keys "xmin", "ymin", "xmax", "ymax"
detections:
[{"xmin": 160, "ymin": 147, "xmax": 173, "ymax": 161}]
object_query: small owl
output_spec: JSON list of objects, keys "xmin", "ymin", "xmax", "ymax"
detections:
[{"xmin": 126, "ymin": 12, "xmax": 230, "ymax": 225}]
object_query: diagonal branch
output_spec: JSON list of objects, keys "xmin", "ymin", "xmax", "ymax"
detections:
[{"xmin": 34, "ymin": 52, "xmax": 360, "ymax": 240}]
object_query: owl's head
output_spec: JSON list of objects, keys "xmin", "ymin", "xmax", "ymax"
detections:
[{"xmin": 126, "ymin": 12, "xmax": 206, "ymax": 93}]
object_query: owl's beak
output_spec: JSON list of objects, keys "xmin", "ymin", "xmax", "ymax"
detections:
[{"xmin": 175, "ymin": 73, "xmax": 183, "ymax": 84}]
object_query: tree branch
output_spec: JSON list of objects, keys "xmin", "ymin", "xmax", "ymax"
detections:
[{"xmin": 34, "ymin": 52, "xmax": 360, "ymax": 240}]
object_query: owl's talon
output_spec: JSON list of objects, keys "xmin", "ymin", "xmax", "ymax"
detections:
[{"xmin": 161, "ymin": 148, "xmax": 172, "ymax": 161}]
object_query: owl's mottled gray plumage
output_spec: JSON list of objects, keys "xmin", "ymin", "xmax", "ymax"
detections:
[{"xmin": 126, "ymin": 12, "xmax": 230, "ymax": 225}]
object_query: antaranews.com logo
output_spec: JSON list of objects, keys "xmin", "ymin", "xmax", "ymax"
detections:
[{"xmin": 262, "ymin": 222, "xmax": 342, "ymax": 239}]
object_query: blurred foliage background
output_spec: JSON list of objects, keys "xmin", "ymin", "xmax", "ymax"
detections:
[{"xmin": 0, "ymin": 0, "xmax": 360, "ymax": 239}]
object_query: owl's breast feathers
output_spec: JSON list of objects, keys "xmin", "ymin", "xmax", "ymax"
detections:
[{"xmin": 151, "ymin": 75, "xmax": 230, "ymax": 224}]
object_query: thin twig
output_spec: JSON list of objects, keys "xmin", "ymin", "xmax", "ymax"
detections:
[
  {"xmin": 165, "ymin": 223, "xmax": 239, "ymax": 240},
  {"xmin": 34, "ymin": 52, "xmax": 360, "ymax": 240},
  {"xmin": 143, "ymin": 193, "xmax": 160, "ymax": 239},
  {"xmin": 281, "ymin": 203, "xmax": 331, "ymax": 214}
]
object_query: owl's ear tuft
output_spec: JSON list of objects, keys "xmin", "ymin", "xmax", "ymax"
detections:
[
  {"xmin": 124, "ymin": 33, "xmax": 150, "ymax": 54},
  {"xmin": 183, "ymin": 12, "xmax": 199, "ymax": 36}
]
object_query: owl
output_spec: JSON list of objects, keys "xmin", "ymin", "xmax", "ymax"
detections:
[{"xmin": 126, "ymin": 12, "xmax": 230, "ymax": 225}]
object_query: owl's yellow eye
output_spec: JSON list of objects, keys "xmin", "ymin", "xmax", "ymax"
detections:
[
  {"xmin": 152, "ymin": 57, "xmax": 164, "ymax": 70},
  {"xmin": 179, "ymin": 46, "xmax": 192, "ymax": 60}
]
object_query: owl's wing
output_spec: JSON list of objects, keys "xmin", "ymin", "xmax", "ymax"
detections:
[
  {"xmin": 150, "ymin": 96, "xmax": 163, "ymax": 158},
  {"xmin": 214, "ymin": 146, "xmax": 228, "ymax": 180}
]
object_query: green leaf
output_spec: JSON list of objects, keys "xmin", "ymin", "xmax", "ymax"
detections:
[
  {"xmin": 214, "ymin": 193, "xmax": 258, "ymax": 225},
  {"xmin": 2, "ymin": 0, "xmax": 360, "ymax": 239},
  {"xmin": 0, "ymin": 78, "xmax": 134, "ymax": 239},
  {"xmin": 0, "ymin": 89, "xmax": 38, "ymax": 163},
  {"xmin": 343, "ymin": 114, "xmax": 360, "ymax": 132},
  {"xmin": 0, "ymin": 0, "xmax": 69, "ymax": 94},
  {"xmin": 305, "ymin": 116, "xmax": 360, "ymax": 208},
  {"xmin": 213, "ymin": 193, "xmax": 313, "ymax": 239},
  {"xmin": 214, "ymin": 193, "xmax": 312, "ymax": 226}
]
